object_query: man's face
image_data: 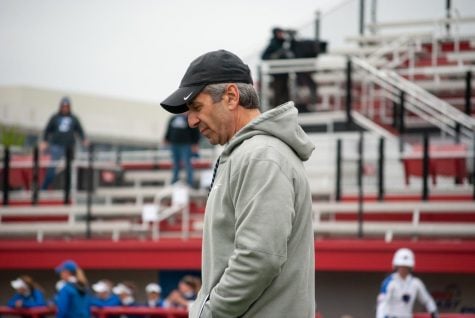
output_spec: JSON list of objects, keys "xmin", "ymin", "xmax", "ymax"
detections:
[
  {"xmin": 147, "ymin": 292, "xmax": 159, "ymax": 301},
  {"xmin": 187, "ymin": 90, "xmax": 234, "ymax": 145},
  {"xmin": 60, "ymin": 104, "xmax": 71, "ymax": 115}
]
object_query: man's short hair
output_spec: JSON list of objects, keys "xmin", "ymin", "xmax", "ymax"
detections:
[{"xmin": 202, "ymin": 83, "xmax": 259, "ymax": 110}]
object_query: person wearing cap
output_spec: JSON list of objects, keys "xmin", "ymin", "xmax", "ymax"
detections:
[
  {"xmin": 144, "ymin": 283, "xmax": 164, "ymax": 308},
  {"xmin": 7, "ymin": 275, "xmax": 47, "ymax": 309},
  {"xmin": 163, "ymin": 113, "xmax": 200, "ymax": 187},
  {"xmin": 40, "ymin": 96, "xmax": 88, "ymax": 190},
  {"xmin": 376, "ymin": 248, "xmax": 439, "ymax": 318},
  {"xmin": 89, "ymin": 279, "xmax": 121, "ymax": 308},
  {"xmin": 112, "ymin": 282, "xmax": 140, "ymax": 318},
  {"xmin": 160, "ymin": 50, "xmax": 315, "ymax": 317},
  {"xmin": 55, "ymin": 259, "xmax": 91, "ymax": 318}
]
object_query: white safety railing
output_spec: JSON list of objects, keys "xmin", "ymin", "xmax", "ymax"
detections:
[
  {"xmin": 352, "ymin": 56, "xmax": 475, "ymax": 141},
  {"xmin": 313, "ymin": 201, "xmax": 475, "ymax": 241}
]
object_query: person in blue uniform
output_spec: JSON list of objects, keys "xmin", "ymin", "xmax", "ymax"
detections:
[
  {"xmin": 7, "ymin": 275, "xmax": 47, "ymax": 308},
  {"xmin": 376, "ymin": 248, "xmax": 439, "ymax": 318},
  {"xmin": 55, "ymin": 259, "xmax": 91, "ymax": 318},
  {"xmin": 89, "ymin": 280, "xmax": 120, "ymax": 308}
]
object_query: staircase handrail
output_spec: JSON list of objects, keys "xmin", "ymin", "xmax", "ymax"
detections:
[
  {"xmin": 352, "ymin": 56, "xmax": 475, "ymax": 139},
  {"xmin": 366, "ymin": 34, "xmax": 422, "ymax": 69}
]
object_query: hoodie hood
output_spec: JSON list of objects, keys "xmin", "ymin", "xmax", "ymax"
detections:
[{"xmin": 221, "ymin": 102, "xmax": 315, "ymax": 161}]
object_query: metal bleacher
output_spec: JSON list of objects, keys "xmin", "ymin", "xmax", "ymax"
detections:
[{"xmin": 2, "ymin": 12, "xmax": 475, "ymax": 244}]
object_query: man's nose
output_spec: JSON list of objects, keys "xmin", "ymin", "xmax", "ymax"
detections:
[{"xmin": 187, "ymin": 112, "xmax": 199, "ymax": 128}]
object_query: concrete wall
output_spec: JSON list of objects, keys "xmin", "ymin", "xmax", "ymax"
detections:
[{"xmin": 0, "ymin": 85, "xmax": 171, "ymax": 147}]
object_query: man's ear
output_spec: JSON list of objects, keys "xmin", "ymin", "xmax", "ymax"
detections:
[{"xmin": 225, "ymin": 84, "xmax": 239, "ymax": 110}]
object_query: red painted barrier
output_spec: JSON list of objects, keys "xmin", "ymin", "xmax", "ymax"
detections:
[
  {"xmin": 0, "ymin": 154, "xmax": 48, "ymax": 190},
  {"xmin": 1, "ymin": 307, "xmax": 473, "ymax": 318},
  {"xmin": 1, "ymin": 239, "xmax": 475, "ymax": 273},
  {"xmin": 414, "ymin": 314, "xmax": 475, "ymax": 318},
  {"xmin": 91, "ymin": 307, "xmax": 188, "ymax": 318},
  {"xmin": 0, "ymin": 306, "xmax": 55, "ymax": 318},
  {"xmin": 0, "ymin": 306, "xmax": 189, "ymax": 318},
  {"xmin": 402, "ymin": 144, "xmax": 467, "ymax": 185}
]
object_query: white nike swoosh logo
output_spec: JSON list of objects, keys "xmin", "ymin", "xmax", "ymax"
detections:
[{"xmin": 183, "ymin": 92, "xmax": 193, "ymax": 101}]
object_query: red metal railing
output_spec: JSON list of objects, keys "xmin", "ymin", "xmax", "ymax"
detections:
[{"xmin": 0, "ymin": 306, "xmax": 188, "ymax": 318}]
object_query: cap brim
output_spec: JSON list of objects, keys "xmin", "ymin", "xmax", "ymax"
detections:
[
  {"xmin": 93, "ymin": 282, "xmax": 109, "ymax": 293},
  {"xmin": 160, "ymin": 85, "xmax": 205, "ymax": 114}
]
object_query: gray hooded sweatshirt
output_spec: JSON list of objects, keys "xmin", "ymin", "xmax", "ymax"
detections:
[{"xmin": 190, "ymin": 102, "xmax": 316, "ymax": 318}]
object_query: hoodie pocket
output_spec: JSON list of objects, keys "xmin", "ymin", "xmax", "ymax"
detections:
[{"xmin": 197, "ymin": 293, "xmax": 210, "ymax": 318}]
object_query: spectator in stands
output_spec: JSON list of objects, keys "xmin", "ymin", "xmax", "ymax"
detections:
[
  {"xmin": 261, "ymin": 27, "xmax": 293, "ymax": 107},
  {"xmin": 112, "ymin": 282, "xmax": 140, "ymax": 318},
  {"xmin": 164, "ymin": 275, "xmax": 200, "ymax": 310},
  {"xmin": 144, "ymin": 283, "xmax": 164, "ymax": 308},
  {"xmin": 160, "ymin": 50, "xmax": 315, "ymax": 317},
  {"xmin": 89, "ymin": 279, "xmax": 120, "ymax": 308},
  {"xmin": 40, "ymin": 96, "xmax": 88, "ymax": 190},
  {"xmin": 376, "ymin": 248, "xmax": 439, "ymax": 318},
  {"xmin": 7, "ymin": 275, "xmax": 47, "ymax": 308},
  {"xmin": 55, "ymin": 259, "xmax": 90, "ymax": 318},
  {"xmin": 164, "ymin": 113, "xmax": 200, "ymax": 187}
]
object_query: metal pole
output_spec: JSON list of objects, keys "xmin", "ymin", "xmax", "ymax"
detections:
[
  {"xmin": 346, "ymin": 58, "xmax": 353, "ymax": 126},
  {"xmin": 455, "ymin": 123, "xmax": 461, "ymax": 144},
  {"xmin": 422, "ymin": 133, "xmax": 430, "ymax": 201},
  {"xmin": 257, "ymin": 65, "xmax": 264, "ymax": 111},
  {"xmin": 392, "ymin": 99, "xmax": 398, "ymax": 128},
  {"xmin": 472, "ymin": 132, "xmax": 475, "ymax": 200},
  {"xmin": 357, "ymin": 132, "xmax": 364, "ymax": 238},
  {"xmin": 377, "ymin": 137, "xmax": 385, "ymax": 201},
  {"xmin": 64, "ymin": 146, "xmax": 72, "ymax": 205},
  {"xmin": 32, "ymin": 146, "xmax": 39, "ymax": 205},
  {"xmin": 315, "ymin": 10, "xmax": 321, "ymax": 42},
  {"xmin": 465, "ymin": 70, "xmax": 472, "ymax": 115},
  {"xmin": 86, "ymin": 144, "xmax": 94, "ymax": 239},
  {"xmin": 399, "ymin": 90, "xmax": 406, "ymax": 134},
  {"xmin": 359, "ymin": 0, "xmax": 365, "ymax": 36},
  {"xmin": 370, "ymin": 0, "xmax": 378, "ymax": 34},
  {"xmin": 115, "ymin": 146, "xmax": 122, "ymax": 186},
  {"xmin": 3, "ymin": 147, "xmax": 10, "ymax": 206},
  {"xmin": 335, "ymin": 139, "xmax": 342, "ymax": 201},
  {"xmin": 446, "ymin": 0, "xmax": 452, "ymax": 35}
]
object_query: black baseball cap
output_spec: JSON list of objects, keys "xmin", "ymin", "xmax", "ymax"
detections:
[{"xmin": 160, "ymin": 49, "xmax": 253, "ymax": 114}]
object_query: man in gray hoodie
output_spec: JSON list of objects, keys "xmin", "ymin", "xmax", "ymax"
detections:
[{"xmin": 160, "ymin": 49, "xmax": 316, "ymax": 318}]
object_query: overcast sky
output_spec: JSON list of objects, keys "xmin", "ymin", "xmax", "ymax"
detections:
[{"xmin": 0, "ymin": 0, "xmax": 473, "ymax": 105}]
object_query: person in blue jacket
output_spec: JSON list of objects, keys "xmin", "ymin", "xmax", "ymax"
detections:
[
  {"xmin": 55, "ymin": 259, "xmax": 91, "ymax": 318},
  {"xmin": 89, "ymin": 279, "xmax": 121, "ymax": 308},
  {"xmin": 7, "ymin": 275, "xmax": 47, "ymax": 308}
]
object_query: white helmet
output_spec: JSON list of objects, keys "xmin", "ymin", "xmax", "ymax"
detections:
[{"xmin": 392, "ymin": 248, "xmax": 415, "ymax": 268}]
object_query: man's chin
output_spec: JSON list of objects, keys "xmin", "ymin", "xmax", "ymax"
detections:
[{"xmin": 208, "ymin": 139, "xmax": 218, "ymax": 145}]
